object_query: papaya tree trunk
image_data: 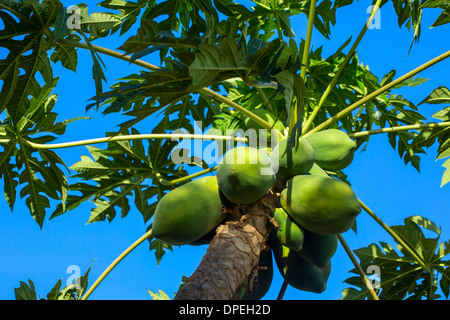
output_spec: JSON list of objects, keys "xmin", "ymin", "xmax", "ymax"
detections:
[{"xmin": 173, "ymin": 185, "xmax": 281, "ymax": 300}]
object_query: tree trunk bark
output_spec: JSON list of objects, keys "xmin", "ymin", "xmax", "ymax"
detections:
[{"xmin": 173, "ymin": 185, "xmax": 282, "ymax": 300}]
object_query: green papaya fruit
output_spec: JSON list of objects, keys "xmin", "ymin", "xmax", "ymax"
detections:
[
  {"xmin": 280, "ymin": 175, "xmax": 361, "ymax": 235},
  {"xmin": 188, "ymin": 227, "xmax": 217, "ymax": 246},
  {"xmin": 152, "ymin": 176, "xmax": 227, "ymax": 246},
  {"xmin": 244, "ymin": 108, "xmax": 285, "ymax": 144},
  {"xmin": 244, "ymin": 248, "xmax": 274, "ymax": 300},
  {"xmin": 308, "ymin": 163, "xmax": 328, "ymax": 177},
  {"xmin": 269, "ymin": 232, "xmax": 331, "ymax": 293},
  {"xmin": 304, "ymin": 129, "xmax": 357, "ymax": 171},
  {"xmin": 296, "ymin": 229, "xmax": 338, "ymax": 268},
  {"xmin": 217, "ymin": 146, "xmax": 275, "ymax": 204},
  {"xmin": 273, "ymin": 207, "xmax": 304, "ymax": 251},
  {"xmin": 270, "ymin": 137, "xmax": 315, "ymax": 183}
]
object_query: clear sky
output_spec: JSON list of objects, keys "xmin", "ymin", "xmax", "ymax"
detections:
[{"xmin": 1, "ymin": 1, "xmax": 450, "ymax": 301}]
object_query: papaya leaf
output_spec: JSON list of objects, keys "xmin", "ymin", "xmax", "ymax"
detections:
[
  {"xmin": 15, "ymin": 265, "xmax": 92, "ymax": 300},
  {"xmin": 0, "ymin": 139, "xmax": 19, "ymax": 210},
  {"xmin": 50, "ymin": 34, "xmax": 80, "ymax": 72},
  {"xmin": 342, "ymin": 215, "xmax": 450, "ymax": 300},
  {"xmin": 0, "ymin": 78, "xmax": 87, "ymax": 227},
  {"xmin": 53, "ymin": 4, "xmax": 71, "ymax": 42},
  {"xmin": 57, "ymin": 126, "xmax": 189, "ymax": 226},
  {"xmin": 421, "ymin": 0, "xmax": 450, "ymax": 27},
  {"xmin": 420, "ymin": 0, "xmax": 450, "ymax": 7},
  {"xmin": 391, "ymin": 0, "xmax": 423, "ymax": 51},
  {"xmin": 118, "ymin": 19, "xmax": 200, "ymax": 62},
  {"xmin": 14, "ymin": 280, "xmax": 38, "ymax": 300},
  {"xmin": 74, "ymin": 3, "xmax": 122, "ymax": 39},
  {"xmin": 148, "ymin": 288, "xmax": 171, "ymax": 300},
  {"xmin": 187, "ymin": 38, "xmax": 249, "ymax": 90},
  {"xmin": 0, "ymin": 0, "xmax": 60, "ymax": 124},
  {"xmin": 79, "ymin": 31, "xmax": 108, "ymax": 97},
  {"xmin": 440, "ymin": 158, "xmax": 450, "ymax": 187},
  {"xmin": 149, "ymin": 233, "xmax": 173, "ymax": 266},
  {"xmin": 419, "ymin": 86, "xmax": 450, "ymax": 105},
  {"xmin": 98, "ymin": 0, "xmax": 156, "ymax": 35}
]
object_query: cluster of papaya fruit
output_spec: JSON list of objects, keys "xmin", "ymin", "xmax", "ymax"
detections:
[{"xmin": 151, "ymin": 107, "xmax": 361, "ymax": 299}]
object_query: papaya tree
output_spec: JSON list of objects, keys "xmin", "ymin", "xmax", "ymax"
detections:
[{"xmin": 2, "ymin": 0, "xmax": 450, "ymax": 301}]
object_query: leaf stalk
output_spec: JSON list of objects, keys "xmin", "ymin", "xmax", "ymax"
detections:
[
  {"xmin": 302, "ymin": 0, "xmax": 384, "ymax": 134},
  {"xmin": 304, "ymin": 49, "xmax": 450, "ymax": 137},
  {"xmin": 20, "ymin": 133, "xmax": 248, "ymax": 150},
  {"xmin": 348, "ymin": 121, "xmax": 450, "ymax": 139},
  {"xmin": 337, "ymin": 234, "xmax": 379, "ymax": 300},
  {"xmin": 300, "ymin": 0, "xmax": 317, "ymax": 82},
  {"xmin": 358, "ymin": 199, "xmax": 430, "ymax": 272},
  {"xmin": 80, "ymin": 229, "xmax": 153, "ymax": 300}
]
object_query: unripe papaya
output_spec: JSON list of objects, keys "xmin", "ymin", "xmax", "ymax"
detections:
[
  {"xmin": 269, "ymin": 232, "xmax": 331, "ymax": 293},
  {"xmin": 188, "ymin": 227, "xmax": 217, "ymax": 246},
  {"xmin": 281, "ymin": 175, "xmax": 361, "ymax": 235},
  {"xmin": 244, "ymin": 108, "xmax": 285, "ymax": 144},
  {"xmin": 304, "ymin": 129, "xmax": 356, "ymax": 171},
  {"xmin": 270, "ymin": 137, "xmax": 315, "ymax": 183},
  {"xmin": 273, "ymin": 208, "xmax": 304, "ymax": 251},
  {"xmin": 245, "ymin": 248, "xmax": 274, "ymax": 300},
  {"xmin": 296, "ymin": 229, "xmax": 338, "ymax": 268},
  {"xmin": 217, "ymin": 146, "xmax": 275, "ymax": 204},
  {"xmin": 152, "ymin": 176, "xmax": 227, "ymax": 245},
  {"xmin": 308, "ymin": 163, "xmax": 328, "ymax": 177}
]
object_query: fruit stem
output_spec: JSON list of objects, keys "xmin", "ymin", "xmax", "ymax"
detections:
[
  {"xmin": 302, "ymin": 0, "xmax": 384, "ymax": 134},
  {"xmin": 300, "ymin": 0, "xmax": 317, "ymax": 83},
  {"xmin": 156, "ymin": 165, "xmax": 218, "ymax": 186},
  {"xmin": 304, "ymin": 49, "xmax": 450, "ymax": 137},
  {"xmin": 358, "ymin": 198, "xmax": 431, "ymax": 273},
  {"xmin": 80, "ymin": 228, "xmax": 153, "ymax": 300},
  {"xmin": 348, "ymin": 121, "xmax": 450, "ymax": 138},
  {"xmin": 19, "ymin": 133, "xmax": 248, "ymax": 150},
  {"xmin": 337, "ymin": 234, "xmax": 379, "ymax": 300},
  {"xmin": 58, "ymin": 38, "xmax": 161, "ymax": 71}
]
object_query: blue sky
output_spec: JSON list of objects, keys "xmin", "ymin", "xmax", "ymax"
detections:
[{"xmin": 1, "ymin": 1, "xmax": 450, "ymax": 300}]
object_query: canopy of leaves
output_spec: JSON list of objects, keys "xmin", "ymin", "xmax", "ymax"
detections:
[{"xmin": 2, "ymin": 0, "xmax": 450, "ymax": 298}]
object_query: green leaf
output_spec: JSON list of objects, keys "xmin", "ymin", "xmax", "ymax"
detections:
[
  {"xmin": 148, "ymin": 289, "xmax": 171, "ymax": 300},
  {"xmin": 46, "ymin": 279, "xmax": 63, "ymax": 300},
  {"xmin": 0, "ymin": 77, "xmax": 86, "ymax": 227},
  {"xmin": 441, "ymin": 158, "xmax": 450, "ymax": 187},
  {"xmin": 421, "ymin": 0, "xmax": 450, "ymax": 7},
  {"xmin": 56, "ymin": 127, "xmax": 188, "ymax": 225},
  {"xmin": 74, "ymin": 3, "xmax": 123, "ymax": 39},
  {"xmin": 419, "ymin": 86, "xmax": 450, "ymax": 105},
  {"xmin": 14, "ymin": 280, "xmax": 38, "ymax": 300},
  {"xmin": 149, "ymin": 231, "xmax": 173, "ymax": 265},
  {"xmin": 119, "ymin": 18, "xmax": 200, "ymax": 62},
  {"xmin": 0, "ymin": 0, "xmax": 59, "ymax": 124},
  {"xmin": 50, "ymin": 34, "xmax": 80, "ymax": 72},
  {"xmin": 420, "ymin": 0, "xmax": 450, "ymax": 27},
  {"xmin": 392, "ymin": 0, "xmax": 423, "ymax": 50},
  {"xmin": 53, "ymin": 4, "xmax": 71, "ymax": 42},
  {"xmin": 188, "ymin": 38, "xmax": 249, "ymax": 89},
  {"xmin": 98, "ymin": 0, "xmax": 156, "ymax": 35},
  {"xmin": 342, "ymin": 215, "xmax": 450, "ymax": 300}
]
